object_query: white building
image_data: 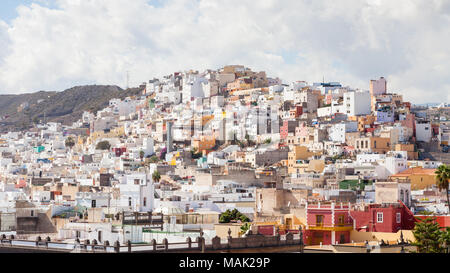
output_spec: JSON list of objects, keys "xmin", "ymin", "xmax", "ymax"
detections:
[
  {"xmin": 384, "ymin": 152, "xmax": 408, "ymax": 176},
  {"xmin": 328, "ymin": 121, "xmax": 357, "ymax": 143},
  {"xmin": 142, "ymin": 137, "xmax": 154, "ymax": 157},
  {"xmin": 343, "ymin": 90, "xmax": 371, "ymax": 116},
  {"xmin": 117, "ymin": 173, "xmax": 155, "ymax": 213},
  {"xmin": 415, "ymin": 121, "xmax": 432, "ymax": 142}
]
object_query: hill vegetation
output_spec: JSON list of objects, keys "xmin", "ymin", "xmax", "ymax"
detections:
[{"xmin": 0, "ymin": 85, "xmax": 143, "ymax": 132}]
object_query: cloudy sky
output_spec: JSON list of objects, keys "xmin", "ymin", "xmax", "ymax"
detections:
[{"xmin": 0, "ymin": 0, "xmax": 449, "ymax": 103}]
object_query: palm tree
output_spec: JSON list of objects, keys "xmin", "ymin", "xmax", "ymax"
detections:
[{"xmin": 435, "ymin": 164, "xmax": 450, "ymax": 211}]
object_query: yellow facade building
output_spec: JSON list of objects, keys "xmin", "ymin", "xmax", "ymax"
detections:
[{"xmin": 389, "ymin": 167, "xmax": 437, "ymax": 190}]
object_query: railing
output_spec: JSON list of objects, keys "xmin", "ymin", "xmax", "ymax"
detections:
[{"xmin": 0, "ymin": 230, "xmax": 306, "ymax": 253}]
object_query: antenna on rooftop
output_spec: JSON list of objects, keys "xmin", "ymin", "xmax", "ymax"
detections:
[{"xmin": 126, "ymin": 71, "xmax": 130, "ymax": 89}]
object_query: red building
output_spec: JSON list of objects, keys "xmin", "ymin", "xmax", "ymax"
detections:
[
  {"xmin": 305, "ymin": 202, "xmax": 353, "ymax": 245},
  {"xmin": 415, "ymin": 215, "xmax": 450, "ymax": 230},
  {"xmin": 289, "ymin": 106, "xmax": 303, "ymax": 119},
  {"xmin": 304, "ymin": 201, "xmax": 416, "ymax": 246},
  {"xmin": 349, "ymin": 201, "xmax": 416, "ymax": 233},
  {"xmin": 113, "ymin": 147, "xmax": 127, "ymax": 157}
]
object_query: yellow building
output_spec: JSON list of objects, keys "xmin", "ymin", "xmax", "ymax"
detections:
[
  {"xmin": 395, "ymin": 143, "xmax": 418, "ymax": 160},
  {"xmin": 355, "ymin": 137, "xmax": 391, "ymax": 154},
  {"xmin": 389, "ymin": 167, "xmax": 437, "ymax": 190},
  {"xmin": 288, "ymin": 146, "xmax": 319, "ymax": 175},
  {"xmin": 308, "ymin": 160, "xmax": 325, "ymax": 173}
]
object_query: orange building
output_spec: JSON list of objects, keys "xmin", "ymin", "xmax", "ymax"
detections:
[
  {"xmin": 389, "ymin": 167, "xmax": 437, "ymax": 190},
  {"xmin": 192, "ymin": 135, "xmax": 216, "ymax": 154},
  {"xmin": 357, "ymin": 115, "xmax": 376, "ymax": 132}
]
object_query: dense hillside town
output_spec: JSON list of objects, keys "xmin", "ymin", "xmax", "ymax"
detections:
[{"xmin": 0, "ymin": 64, "xmax": 449, "ymax": 251}]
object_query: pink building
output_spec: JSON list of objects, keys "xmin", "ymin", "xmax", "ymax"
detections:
[
  {"xmin": 370, "ymin": 77, "xmax": 387, "ymax": 96},
  {"xmin": 305, "ymin": 202, "xmax": 353, "ymax": 245}
]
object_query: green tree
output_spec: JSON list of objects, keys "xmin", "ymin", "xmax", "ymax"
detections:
[
  {"xmin": 65, "ymin": 137, "xmax": 75, "ymax": 149},
  {"xmin": 435, "ymin": 164, "xmax": 450, "ymax": 210},
  {"xmin": 439, "ymin": 227, "xmax": 450, "ymax": 253},
  {"xmin": 96, "ymin": 141, "xmax": 111, "ymax": 150},
  {"xmin": 139, "ymin": 150, "xmax": 145, "ymax": 162},
  {"xmin": 412, "ymin": 217, "xmax": 445, "ymax": 253},
  {"xmin": 264, "ymin": 138, "xmax": 272, "ymax": 144},
  {"xmin": 240, "ymin": 222, "xmax": 251, "ymax": 236},
  {"xmin": 148, "ymin": 155, "xmax": 160, "ymax": 163},
  {"xmin": 219, "ymin": 209, "xmax": 250, "ymax": 223},
  {"xmin": 152, "ymin": 170, "xmax": 161, "ymax": 183}
]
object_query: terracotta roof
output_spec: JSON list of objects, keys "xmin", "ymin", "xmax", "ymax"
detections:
[{"xmin": 391, "ymin": 167, "xmax": 437, "ymax": 177}]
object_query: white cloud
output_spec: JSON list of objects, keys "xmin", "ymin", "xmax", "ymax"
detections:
[{"xmin": 0, "ymin": 0, "xmax": 448, "ymax": 103}]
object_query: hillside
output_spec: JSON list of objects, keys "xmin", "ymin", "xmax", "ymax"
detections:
[{"xmin": 0, "ymin": 85, "xmax": 144, "ymax": 132}]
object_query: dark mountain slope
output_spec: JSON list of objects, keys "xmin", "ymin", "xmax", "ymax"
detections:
[{"xmin": 0, "ymin": 85, "xmax": 143, "ymax": 132}]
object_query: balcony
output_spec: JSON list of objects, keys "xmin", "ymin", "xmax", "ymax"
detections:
[{"xmin": 308, "ymin": 223, "xmax": 353, "ymax": 232}]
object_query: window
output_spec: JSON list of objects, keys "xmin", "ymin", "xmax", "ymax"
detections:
[
  {"xmin": 143, "ymin": 197, "xmax": 147, "ymax": 207},
  {"xmin": 30, "ymin": 210, "xmax": 34, "ymax": 217},
  {"xmin": 134, "ymin": 179, "xmax": 140, "ymax": 185},
  {"xmin": 316, "ymin": 215, "xmax": 324, "ymax": 226},
  {"xmin": 396, "ymin": 213, "xmax": 401, "ymax": 224},
  {"xmin": 128, "ymin": 197, "xmax": 132, "ymax": 207},
  {"xmin": 338, "ymin": 215, "xmax": 345, "ymax": 225},
  {"xmin": 91, "ymin": 200, "xmax": 96, "ymax": 208},
  {"xmin": 374, "ymin": 140, "xmax": 377, "ymax": 148},
  {"xmin": 377, "ymin": 212, "xmax": 383, "ymax": 223}
]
